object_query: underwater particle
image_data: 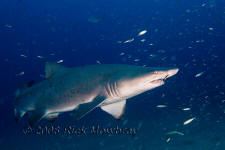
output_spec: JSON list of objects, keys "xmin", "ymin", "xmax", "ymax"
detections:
[
  {"xmin": 140, "ymin": 39, "xmax": 146, "ymax": 42},
  {"xmin": 49, "ymin": 53, "xmax": 55, "ymax": 56},
  {"xmin": 40, "ymin": 74, "xmax": 45, "ymax": 78},
  {"xmin": 137, "ymin": 30, "xmax": 147, "ymax": 36},
  {"xmin": 4, "ymin": 24, "xmax": 13, "ymax": 28},
  {"xmin": 124, "ymin": 38, "xmax": 134, "ymax": 43},
  {"xmin": 186, "ymin": 9, "xmax": 191, "ymax": 13},
  {"xmin": 122, "ymin": 119, "xmax": 128, "ymax": 125},
  {"xmin": 156, "ymin": 105, "xmax": 167, "ymax": 108},
  {"xmin": 138, "ymin": 144, "xmax": 143, "ymax": 150},
  {"xmin": 117, "ymin": 41, "xmax": 122, "ymax": 44},
  {"xmin": 149, "ymin": 43, "xmax": 154, "ymax": 46},
  {"xmin": 88, "ymin": 16, "xmax": 103, "ymax": 23},
  {"xmin": 20, "ymin": 54, "xmax": 27, "ymax": 58},
  {"xmin": 96, "ymin": 60, "xmax": 101, "ymax": 64},
  {"xmin": 134, "ymin": 59, "xmax": 140, "ymax": 62},
  {"xmin": 183, "ymin": 117, "xmax": 196, "ymax": 125},
  {"xmin": 0, "ymin": 98, "xmax": 4, "ymax": 105},
  {"xmin": 127, "ymin": 55, "xmax": 132, "ymax": 58},
  {"xmin": 138, "ymin": 121, "xmax": 143, "ymax": 128},
  {"xmin": 182, "ymin": 108, "xmax": 191, "ymax": 111},
  {"xmin": 158, "ymin": 49, "xmax": 166, "ymax": 53},
  {"xmin": 195, "ymin": 72, "xmax": 204, "ymax": 77},
  {"xmin": 99, "ymin": 141, "xmax": 104, "ymax": 146},
  {"xmin": 166, "ymin": 131, "xmax": 184, "ymax": 136},
  {"xmin": 161, "ymin": 57, "xmax": 167, "ymax": 61},
  {"xmin": 16, "ymin": 71, "xmax": 24, "ymax": 76},
  {"xmin": 37, "ymin": 56, "xmax": 44, "ymax": 59},
  {"xmin": 166, "ymin": 137, "xmax": 171, "ymax": 143}
]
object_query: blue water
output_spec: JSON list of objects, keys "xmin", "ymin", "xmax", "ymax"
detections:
[{"xmin": 1, "ymin": 0, "xmax": 225, "ymax": 149}]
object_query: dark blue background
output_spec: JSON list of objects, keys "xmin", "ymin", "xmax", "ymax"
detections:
[{"xmin": 0, "ymin": 0, "xmax": 225, "ymax": 149}]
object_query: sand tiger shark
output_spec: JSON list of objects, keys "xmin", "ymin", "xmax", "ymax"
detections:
[{"xmin": 14, "ymin": 63, "xmax": 179, "ymax": 126}]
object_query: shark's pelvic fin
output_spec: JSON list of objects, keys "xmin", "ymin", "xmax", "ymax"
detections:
[
  {"xmin": 14, "ymin": 109, "xmax": 25, "ymax": 122},
  {"xmin": 45, "ymin": 62, "xmax": 65, "ymax": 79},
  {"xmin": 101, "ymin": 100, "xmax": 126, "ymax": 119},
  {"xmin": 45, "ymin": 113, "xmax": 59, "ymax": 123},
  {"xmin": 72, "ymin": 95, "xmax": 106, "ymax": 121},
  {"xmin": 28, "ymin": 110, "xmax": 46, "ymax": 127}
]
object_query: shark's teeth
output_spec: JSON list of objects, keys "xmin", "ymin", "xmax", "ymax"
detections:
[{"xmin": 151, "ymin": 79, "xmax": 164, "ymax": 84}]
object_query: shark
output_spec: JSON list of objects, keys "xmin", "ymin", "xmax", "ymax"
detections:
[{"xmin": 14, "ymin": 63, "xmax": 179, "ymax": 126}]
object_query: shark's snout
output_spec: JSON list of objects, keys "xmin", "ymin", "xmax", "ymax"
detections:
[
  {"xmin": 149, "ymin": 68, "xmax": 179, "ymax": 85},
  {"xmin": 166, "ymin": 68, "xmax": 179, "ymax": 78}
]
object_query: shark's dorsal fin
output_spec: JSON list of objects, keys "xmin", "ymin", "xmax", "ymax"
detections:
[
  {"xmin": 101, "ymin": 100, "xmax": 126, "ymax": 119},
  {"xmin": 45, "ymin": 62, "xmax": 65, "ymax": 79}
]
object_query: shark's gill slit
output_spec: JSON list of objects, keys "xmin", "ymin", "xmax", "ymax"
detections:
[{"xmin": 114, "ymin": 82, "xmax": 120, "ymax": 97}]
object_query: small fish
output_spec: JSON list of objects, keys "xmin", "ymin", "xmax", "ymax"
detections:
[
  {"xmin": 37, "ymin": 55, "xmax": 44, "ymax": 59},
  {"xmin": 57, "ymin": 60, "xmax": 64, "ymax": 63},
  {"xmin": 134, "ymin": 59, "xmax": 140, "ymax": 62},
  {"xmin": 124, "ymin": 38, "xmax": 134, "ymax": 43},
  {"xmin": 182, "ymin": 108, "xmax": 191, "ymax": 111},
  {"xmin": 20, "ymin": 54, "xmax": 27, "ymax": 58},
  {"xmin": 120, "ymin": 52, "xmax": 125, "ymax": 56},
  {"xmin": 149, "ymin": 54, "xmax": 157, "ymax": 58},
  {"xmin": 96, "ymin": 60, "xmax": 101, "ymax": 64},
  {"xmin": 166, "ymin": 137, "xmax": 171, "ymax": 143},
  {"xmin": 209, "ymin": 27, "xmax": 214, "ymax": 31},
  {"xmin": 166, "ymin": 131, "xmax": 184, "ymax": 136},
  {"xmin": 183, "ymin": 117, "xmax": 195, "ymax": 125},
  {"xmin": 156, "ymin": 105, "xmax": 167, "ymax": 108},
  {"xmin": 16, "ymin": 71, "xmax": 24, "ymax": 76},
  {"xmin": 137, "ymin": 30, "xmax": 147, "ymax": 36},
  {"xmin": 195, "ymin": 72, "xmax": 204, "ymax": 77}
]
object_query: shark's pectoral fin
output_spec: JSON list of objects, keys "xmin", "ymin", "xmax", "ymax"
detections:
[
  {"xmin": 101, "ymin": 100, "xmax": 126, "ymax": 119},
  {"xmin": 28, "ymin": 110, "xmax": 46, "ymax": 127},
  {"xmin": 72, "ymin": 95, "xmax": 106, "ymax": 121},
  {"xmin": 45, "ymin": 113, "xmax": 59, "ymax": 123}
]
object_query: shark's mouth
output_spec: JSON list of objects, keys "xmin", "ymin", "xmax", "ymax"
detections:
[
  {"xmin": 150, "ymin": 79, "xmax": 164, "ymax": 84},
  {"xmin": 150, "ymin": 75, "xmax": 169, "ymax": 84}
]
